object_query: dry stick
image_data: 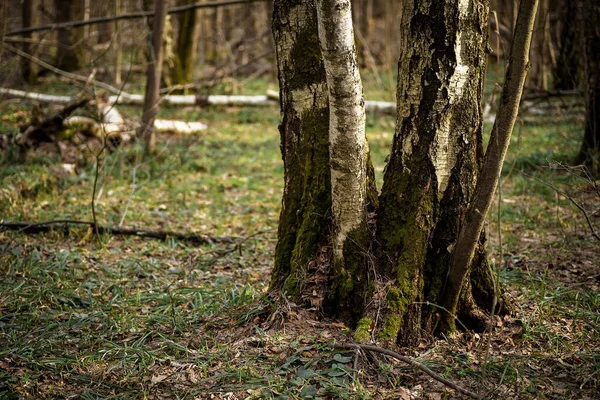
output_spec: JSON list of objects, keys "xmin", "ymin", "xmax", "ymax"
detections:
[
  {"xmin": 6, "ymin": 0, "xmax": 268, "ymax": 37},
  {"xmin": 1, "ymin": 42, "xmax": 124, "ymax": 95},
  {"xmin": 336, "ymin": 343, "xmax": 481, "ymax": 399},
  {"xmin": 442, "ymin": 0, "xmax": 539, "ymax": 328},
  {"xmin": 0, "ymin": 220, "xmax": 237, "ymax": 245}
]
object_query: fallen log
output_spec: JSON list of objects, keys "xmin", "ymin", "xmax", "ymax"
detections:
[
  {"xmin": 1, "ymin": 220, "xmax": 237, "ymax": 246},
  {"xmin": 17, "ymin": 98, "xmax": 90, "ymax": 151},
  {"xmin": 1, "ymin": 87, "xmax": 397, "ymax": 114}
]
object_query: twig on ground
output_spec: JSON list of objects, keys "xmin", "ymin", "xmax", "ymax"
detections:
[
  {"xmin": 0, "ymin": 220, "xmax": 237, "ymax": 245},
  {"xmin": 335, "ymin": 343, "xmax": 482, "ymax": 399}
]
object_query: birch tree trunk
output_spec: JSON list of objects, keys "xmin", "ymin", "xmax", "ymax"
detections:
[
  {"xmin": 442, "ymin": 0, "xmax": 539, "ymax": 331},
  {"xmin": 140, "ymin": 0, "xmax": 168, "ymax": 153},
  {"xmin": 269, "ymin": 0, "xmax": 376, "ymax": 321},
  {"xmin": 316, "ymin": 0, "xmax": 368, "ymax": 290},
  {"xmin": 373, "ymin": 0, "xmax": 496, "ymax": 344}
]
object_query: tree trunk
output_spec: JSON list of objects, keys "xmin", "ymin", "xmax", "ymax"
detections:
[
  {"xmin": 374, "ymin": 0, "xmax": 495, "ymax": 345},
  {"xmin": 553, "ymin": 0, "xmax": 580, "ymax": 91},
  {"xmin": 442, "ymin": 0, "xmax": 539, "ymax": 332},
  {"xmin": 269, "ymin": 0, "xmax": 376, "ymax": 321},
  {"xmin": 317, "ymin": 0, "xmax": 374, "ymax": 314},
  {"xmin": 21, "ymin": 0, "xmax": 39, "ymax": 84},
  {"xmin": 140, "ymin": 0, "xmax": 168, "ymax": 153},
  {"xmin": 113, "ymin": 0, "xmax": 123, "ymax": 85},
  {"xmin": 271, "ymin": 0, "xmax": 509, "ymax": 345},
  {"xmin": 577, "ymin": 0, "xmax": 600, "ymax": 172},
  {"xmin": 54, "ymin": 0, "xmax": 84, "ymax": 71},
  {"xmin": 171, "ymin": 0, "xmax": 201, "ymax": 86}
]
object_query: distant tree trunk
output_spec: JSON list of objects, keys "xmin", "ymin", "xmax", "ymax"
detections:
[
  {"xmin": 553, "ymin": 0, "xmax": 580, "ymax": 90},
  {"xmin": 171, "ymin": 0, "xmax": 201, "ymax": 86},
  {"xmin": 577, "ymin": 0, "xmax": 600, "ymax": 171},
  {"xmin": 113, "ymin": 0, "xmax": 123, "ymax": 85},
  {"xmin": 55, "ymin": 0, "xmax": 84, "ymax": 71},
  {"xmin": 374, "ymin": 0, "xmax": 497, "ymax": 345},
  {"xmin": 140, "ymin": 0, "xmax": 168, "ymax": 153},
  {"xmin": 527, "ymin": 0, "xmax": 549, "ymax": 90},
  {"xmin": 98, "ymin": 0, "xmax": 115, "ymax": 44},
  {"xmin": 21, "ymin": 0, "xmax": 39, "ymax": 84}
]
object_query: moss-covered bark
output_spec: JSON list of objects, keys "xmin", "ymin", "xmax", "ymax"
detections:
[
  {"xmin": 271, "ymin": 0, "xmax": 500, "ymax": 344},
  {"xmin": 270, "ymin": 0, "xmax": 375, "ymax": 323},
  {"xmin": 270, "ymin": 0, "xmax": 331, "ymax": 298},
  {"xmin": 375, "ymin": 0, "xmax": 496, "ymax": 344}
]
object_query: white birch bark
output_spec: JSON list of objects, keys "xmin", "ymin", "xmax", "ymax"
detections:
[{"xmin": 316, "ymin": 0, "xmax": 367, "ymax": 264}]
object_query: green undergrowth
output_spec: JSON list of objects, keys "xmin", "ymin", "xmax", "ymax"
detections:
[{"xmin": 1, "ymin": 71, "xmax": 599, "ymax": 398}]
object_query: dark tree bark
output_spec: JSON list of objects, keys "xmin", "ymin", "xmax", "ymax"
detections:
[
  {"xmin": 373, "ymin": 0, "xmax": 497, "ymax": 345},
  {"xmin": 577, "ymin": 0, "xmax": 600, "ymax": 171},
  {"xmin": 553, "ymin": 0, "xmax": 580, "ymax": 90},
  {"xmin": 271, "ymin": 0, "xmax": 510, "ymax": 345},
  {"xmin": 21, "ymin": 0, "xmax": 39, "ymax": 84},
  {"xmin": 171, "ymin": 0, "xmax": 201, "ymax": 86},
  {"xmin": 54, "ymin": 0, "xmax": 84, "ymax": 71},
  {"xmin": 442, "ymin": 0, "xmax": 539, "ymax": 332},
  {"xmin": 140, "ymin": 0, "xmax": 168, "ymax": 154}
]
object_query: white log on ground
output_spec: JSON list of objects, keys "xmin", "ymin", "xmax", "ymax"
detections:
[
  {"xmin": 1, "ymin": 87, "xmax": 396, "ymax": 114},
  {"xmin": 316, "ymin": 0, "xmax": 368, "ymax": 263}
]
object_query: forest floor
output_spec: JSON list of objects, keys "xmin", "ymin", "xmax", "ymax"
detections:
[{"xmin": 0, "ymin": 73, "xmax": 599, "ymax": 399}]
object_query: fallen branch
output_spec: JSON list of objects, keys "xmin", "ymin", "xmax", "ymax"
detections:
[
  {"xmin": 0, "ymin": 220, "xmax": 237, "ymax": 245},
  {"xmin": 0, "ymin": 88, "xmax": 75, "ymax": 105},
  {"xmin": 1, "ymin": 87, "xmax": 396, "ymax": 114},
  {"xmin": 109, "ymin": 93, "xmax": 277, "ymax": 107},
  {"xmin": 335, "ymin": 343, "xmax": 481, "ymax": 399},
  {"xmin": 17, "ymin": 98, "xmax": 90, "ymax": 151}
]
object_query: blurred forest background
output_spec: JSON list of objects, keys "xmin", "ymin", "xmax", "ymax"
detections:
[{"xmin": 0, "ymin": 0, "xmax": 599, "ymax": 399}]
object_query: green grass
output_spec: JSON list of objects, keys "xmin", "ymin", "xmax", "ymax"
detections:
[{"xmin": 1, "ymin": 70, "xmax": 599, "ymax": 399}]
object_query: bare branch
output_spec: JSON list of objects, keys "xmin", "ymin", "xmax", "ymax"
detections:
[
  {"xmin": 1, "ymin": 42, "xmax": 125, "ymax": 95},
  {"xmin": 6, "ymin": 0, "xmax": 268, "ymax": 37}
]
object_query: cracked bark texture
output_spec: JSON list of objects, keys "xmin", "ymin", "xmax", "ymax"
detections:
[{"xmin": 374, "ymin": 0, "xmax": 495, "ymax": 345}]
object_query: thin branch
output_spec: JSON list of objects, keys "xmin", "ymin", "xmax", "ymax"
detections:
[
  {"xmin": 6, "ymin": 0, "xmax": 268, "ymax": 37},
  {"xmin": 1, "ymin": 42, "xmax": 125, "ymax": 95},
  {"xmin": 0, "ymin": 220, "xmax": 237, "ymax": 245},
  {"xmin": 335, "ymin": 343, "xmax": 481, "ymax": 399},
  {"xmin": 521, "ymin": 170, "xmax": 600, "ymax": 241}
]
